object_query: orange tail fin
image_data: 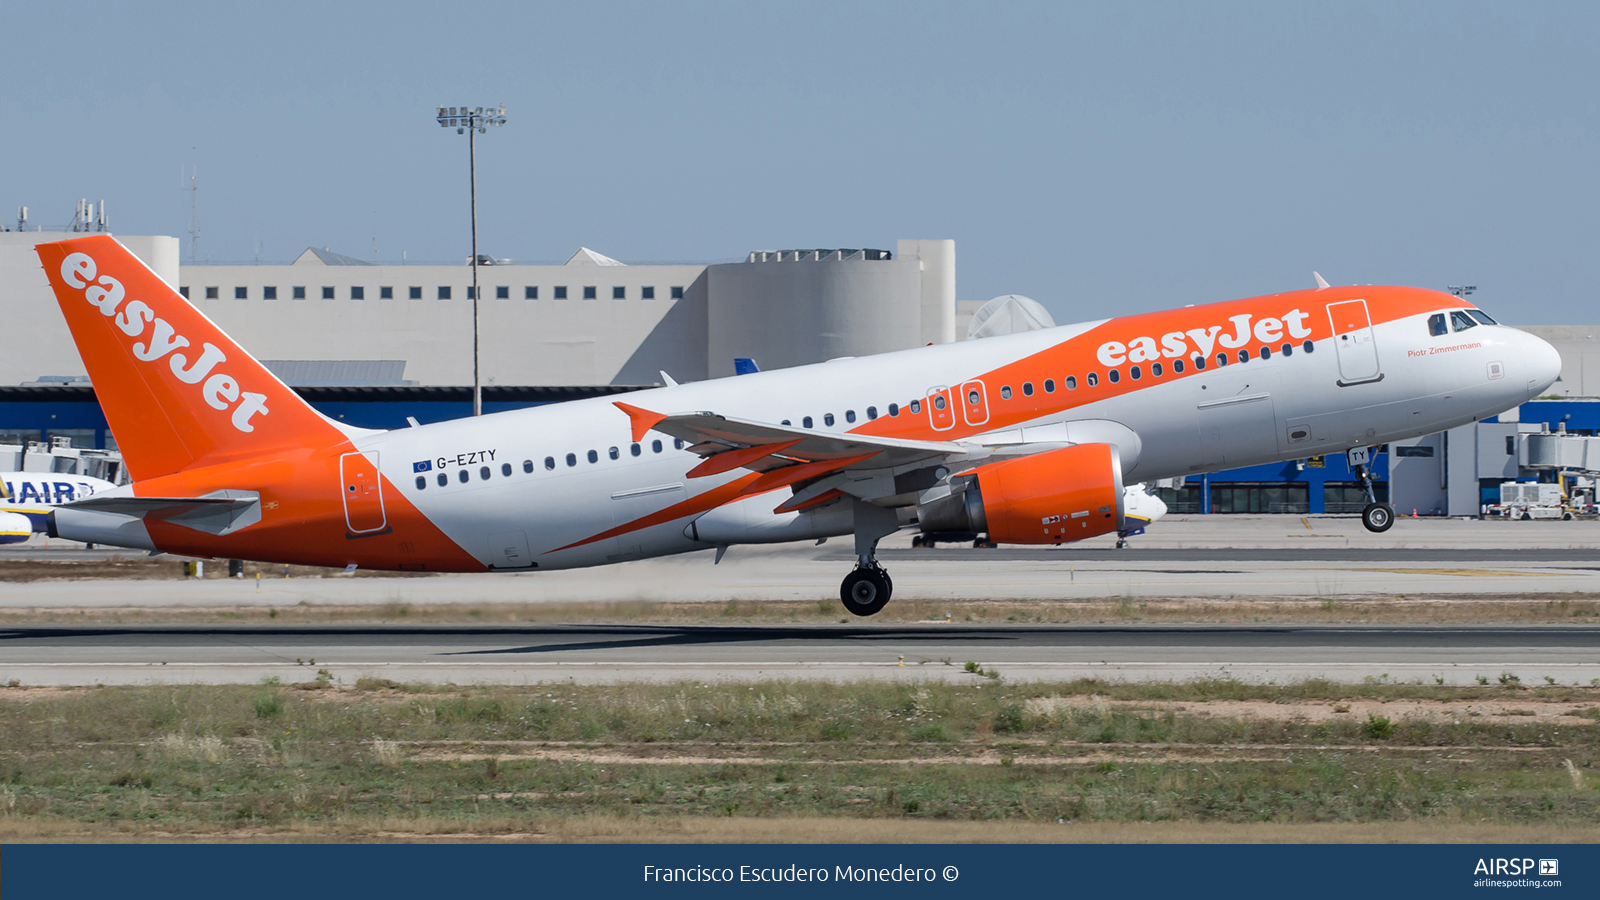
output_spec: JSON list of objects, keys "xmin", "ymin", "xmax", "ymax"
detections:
[{"xmin": 36, "ymin": 235, "xmax": 344, "ymax": 481}]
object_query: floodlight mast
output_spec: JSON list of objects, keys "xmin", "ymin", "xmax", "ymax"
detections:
[{"xmin": 436, "ymin": 104, "xmax": 507, "ymax": 416}]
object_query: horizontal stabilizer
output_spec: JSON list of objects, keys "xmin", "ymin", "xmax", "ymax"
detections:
[{"xmin": 61, "ymin": 489, "xmax": 261, "ymax": 536}]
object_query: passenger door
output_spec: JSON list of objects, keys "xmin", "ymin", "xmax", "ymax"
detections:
[
  {"xmin": 339, "ymin": 451, "xmax": 388, "ymax": 534},
  {"xmin": 1327, "ymin": 299, "xmax": 1382, "ymax": 385}
]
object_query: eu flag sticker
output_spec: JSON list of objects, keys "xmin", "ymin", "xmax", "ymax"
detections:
[{"xmin": 413, "ymin": 460, "xmax": 432, "ymax": 473}]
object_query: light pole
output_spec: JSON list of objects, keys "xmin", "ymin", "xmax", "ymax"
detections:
[{"xmin": 436, "ymin": 104, "xmax": 507, "ymax": 416}]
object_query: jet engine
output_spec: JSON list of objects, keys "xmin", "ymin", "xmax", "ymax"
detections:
[
  {"xmin": 0, "ymin": 511, "xmax": 33, "ymax": 545},
  {"xmin": 916, "ymin": 443, "xmax": 1125, "ymax": 544}
]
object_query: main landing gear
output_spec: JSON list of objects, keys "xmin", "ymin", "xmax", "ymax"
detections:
[
  {"xmin": 1347, "ymin": 446, "xmax": 1394, "ymax": 534},
  {"xmin": 841, "ymin": 564, "xmax": 893, "ymax": 617},
  {"xmin": 840, "ymin": 499, "xmax": 900, "ymax": 617}
]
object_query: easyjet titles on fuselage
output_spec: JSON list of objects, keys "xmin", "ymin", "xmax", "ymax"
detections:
[
  {"xmin": 1096, "ymin": 308, "xmax": 1317, "ymax": 368},
  {"xmin": 57, "ymin": 252, "xmax": 271, "ymax": 434}
]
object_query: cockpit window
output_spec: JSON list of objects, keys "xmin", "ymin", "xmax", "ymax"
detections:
[
  {"xmin": 1450, "ymin": 310, "xmax": 1478, "ymax": 332},
  {"xmin": 1428, "ymin": 313, "xmax": 1448, "ymax": 336},
  {"xmin": 1467, "ymin": 309, "xmax": 1497, "ymax": 325}
]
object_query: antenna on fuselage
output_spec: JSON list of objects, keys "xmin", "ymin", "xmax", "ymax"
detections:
[{"xmin": 1313, "ymin": 272, "xmax": 1331, "ymax": 290}]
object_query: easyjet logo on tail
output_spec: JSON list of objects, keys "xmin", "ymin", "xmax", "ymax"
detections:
[
  {"xmin": 59, "ymin": 252, "xmax": 270, "ymax": 433},
  {"xmin": 1096, "ymin": 308, "xmax": 1316, "ymax": 367}
]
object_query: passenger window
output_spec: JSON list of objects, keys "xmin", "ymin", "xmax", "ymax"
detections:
[
  {"xmin": 1000, "ymin": 386, "xmax": 1012, "ymax": 400},
  {"xmin": 523, "ymin": 460, "xmax": 533, "ymax": 473},
  {"xmin": 1023, "ymin": 382, "xmax": 1034, "ymax": 396},
  {"xmin": 566, "ymin": 453, "xmax": 577, "ymax": 467},
  {"xmin": 608, "ymin": 446, "xmax": 619, "ymax": 460},
  {"xmin": 803, "ymin": 416, "xmax": 814, "ymax": 428},
  {"xmin": 652, "ymin": 440, "xmax": 663, "ymax": 453},
  {"xmin": 1468, "ymin": 309, "xmax": 1497, "ymax": 325},
  {"xmin": 867, "ymin": 406, "xmax": 878, "ymax": 419},
  {"xmin": 781, "ymin": 419, "xmax": 791, "ymax": 426},
  {"xmin": 933, "ymin": 395, "xmax": 946, "ymax": 410},
  {"xmin": 1281, "ymin": 343, "xmax": 1292, "ymax": 357},
  {"xmin": 824, "ymin": 413, "xmax": 835, "ymax": 426},
  {"xmin": 1173, "ymin": 359, "xmax": 1184, "ymax": 374},
  {"xmin": 845, "ymin": 410, "xmax": 856, "ymax": 423},
  {"xmin": 1130, "ymin": 366, "xmax": 1141, "ymax": 380},
  {"xmin": 1428, "ymin": 313, "xmax": 1448, "ymax": 336},
  {"xmin": 910, "ymin": 400, "xmax": 922, "ymax": 414},
  {"xmin": 1259, "ymin": 346, "xmax": 1271, "ymax": 360},
  {"xmin": 1451, "ymin": 310, "xmax": 1477, "ymax": 332},
  {"xmin": 1238, "ymin": 349, "xmax": 1250, "ymax": 363},
  {"xmin": 1108, "ymin": 369, "xmax": 1121, "ymax": 384},
  {"xmin": 674, "ymin": 439, "xmax": 684, "ymax": 449},
  {"xmin": 1044, "ymin": 379, "xmax": 1055, "ymax": 393},
  {"xmin": 1065, "ymin": 376, "xmax": 1077, "ymax": 389},
  {"xmin": 502, "ymin": 463, "xmax": 512, "ymax": 476},
  {"xmin": 587, "ymin": 450, "xmax": 599, "ymax": 463},
  {"xmin": 480, "ymin": 466, "xmax": 490, "ymax": 480},
  {"xmin": 1302, "ymin": 340, "xmax": 1314, "ymax": 353},
  {"xmin": 1087, "ymin": 372, "xmax": 1099, "ymax": 387},
  {"xmin": 545, "ymin": 457, "xmax": 555, "ymax": 470},
  {"xmin": 630, "ymin": 443, "xmax": 641, "ymax": 457},
  {"xmin": 1151, "ymin": 363, "xmax": 1162, "ymax": 377},
  {"xmin": 458, "ymin": 470, "xmax": 469, "ymax": 483},
  {"xmin": 1215, "ymin": 353, "xmax": 1227, "ymax": 367},
  {"xmin": 437, "ymin": 473, "xmax": 448, "ymax": 487},
  {"xmin": 415, "ymin": 476, "xmax": 426, "ymax": 490}
]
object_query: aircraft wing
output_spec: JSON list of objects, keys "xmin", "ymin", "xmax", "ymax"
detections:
[
  {"xmin": 616, "ymin": 402, "xmax": 1070, "ymax": 508},
  {"xmin": 650, "ymin": 410, "xmax": 967, "ymax": 471}
]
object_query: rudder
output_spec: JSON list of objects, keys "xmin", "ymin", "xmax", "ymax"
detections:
[{"xmin": 36, "ymin": 235, "xmax": 343, "ymax": 481}]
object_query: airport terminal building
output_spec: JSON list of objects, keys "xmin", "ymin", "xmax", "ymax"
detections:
[{"xmin": 0, "ymin": 227, "xmax": 1591, "ymax": 516}]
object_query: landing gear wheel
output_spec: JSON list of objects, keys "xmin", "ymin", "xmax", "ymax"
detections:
[
  {"xmin": 1361, "ymin": 502, "xmax": 1394, "ymax": 533},
  {"xmin": 840, "ymin": 567, "xmax": 892, "ymax": 617}
]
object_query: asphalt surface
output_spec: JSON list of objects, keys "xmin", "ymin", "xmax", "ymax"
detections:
[{"xmin": 4, "ymin": 622, "xmax": 1599, "ymax": 686}]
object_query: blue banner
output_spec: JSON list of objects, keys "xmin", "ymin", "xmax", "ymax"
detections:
[{"xmin": 2, "ymin": 843, "xmax": 1593, "ymax": 898}]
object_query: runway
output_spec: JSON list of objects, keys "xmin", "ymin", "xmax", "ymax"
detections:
[{"xmin": 4, "ymin": 622, "xmax": 1598, "ymax": 686}]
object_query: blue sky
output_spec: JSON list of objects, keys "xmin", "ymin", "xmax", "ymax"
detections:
[{"xmin": 4, "ymin": 1, "xmax": 1596, "ymax": 323}]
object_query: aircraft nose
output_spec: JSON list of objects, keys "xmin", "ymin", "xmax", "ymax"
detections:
[{"xmin": 1525, "ymin": 332, "xmax": 1562, "ymax": 396}]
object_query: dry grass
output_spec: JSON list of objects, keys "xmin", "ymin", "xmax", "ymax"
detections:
[
  {"xmin": 0, "ymin": 679, "xmax": 1597, "ymax": 841},
  {"xmin": 0, "ymin": 816, "xmax": 1595, "ymax": 844}
]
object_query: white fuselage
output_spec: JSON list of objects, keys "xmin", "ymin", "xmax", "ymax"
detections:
[{"xmin": 352, "ymin": 309, "xmax": 1555, "ymax": 570}]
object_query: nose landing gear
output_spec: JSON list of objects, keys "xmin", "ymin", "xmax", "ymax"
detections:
[
  {"xmin": 1347, "ymin": 446, "xmax": 1394, "ymax": 533},
  {"xmin": 840, "ymin": 499, "xmax": 899, "ymax": 617}
]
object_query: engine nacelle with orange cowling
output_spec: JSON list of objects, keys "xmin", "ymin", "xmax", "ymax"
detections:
[{"xmin": 916, "ymin": 443, "xmax": 1125, "ymax": 544}]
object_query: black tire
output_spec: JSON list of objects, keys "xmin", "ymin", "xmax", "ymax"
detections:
[
  {"xmin": 1361, "ymin": 502, "xmax": 1395, "ymax": 533},
  {"xmin": 840, "ymin": 567, "xmax": 892, "ymax": 617}
]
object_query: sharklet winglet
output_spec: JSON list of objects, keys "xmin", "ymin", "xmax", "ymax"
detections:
[{"xmin": 614, "ymin": 402, "xmax": 669, "ymax": 443}]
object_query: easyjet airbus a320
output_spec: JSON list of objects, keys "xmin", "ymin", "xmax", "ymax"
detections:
[{"xmin": 36, "ymin": 236, "xmax": 1560, "ymax": 615}]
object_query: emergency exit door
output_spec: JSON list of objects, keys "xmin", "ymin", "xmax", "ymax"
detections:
[
  {"xmin": 1327, "ymin": 299, "xmax": 1382, "ymax": 385},
  {"xmin": 926, "ymin": 386, "xmax": 955, "ymax": 431},
  {"xmin": 960, "ymin": 380, "xmax": 990, "ymax": 426},
  {"xmin": 340, "ymin": 451, "xmax": 388, "ymax": 534}
]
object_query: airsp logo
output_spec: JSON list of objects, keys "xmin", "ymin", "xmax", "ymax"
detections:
[{"xmin": 60, "ymin": 252, "xmax": 270, "ymax": 434}]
